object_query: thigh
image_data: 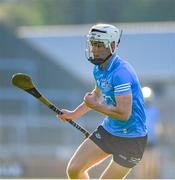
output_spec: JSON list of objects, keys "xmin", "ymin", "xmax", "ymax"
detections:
[
  {"xmin": 100, "ymin": 159, "xmax": 132, "ymax": 179},
  {"xmin": 68, "ymin": 138, "xmax": 110, "ymax": 171}
]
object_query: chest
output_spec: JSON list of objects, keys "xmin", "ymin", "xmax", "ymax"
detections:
[{"xmin": 95, "ymin": 72, "xmax": 114, "ymax": 94}]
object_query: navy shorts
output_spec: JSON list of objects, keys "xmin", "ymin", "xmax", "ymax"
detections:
[{"xmin": 89, "ymin": 126, "xmax": 147, "ymax": 168}]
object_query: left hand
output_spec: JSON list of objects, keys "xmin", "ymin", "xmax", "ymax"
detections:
[{"xmin": 84, "ymin": 92, "xmax": 98, "ymax": 109}]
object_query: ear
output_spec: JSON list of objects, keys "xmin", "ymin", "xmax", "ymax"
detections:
[{"xmin": 111, "ymin": 42, "xmax": 117, "ymax": 52}]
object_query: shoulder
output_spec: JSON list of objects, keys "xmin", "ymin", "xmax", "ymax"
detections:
[
  {"xmin": 111, "ymin": 59, "xmax": 137, "ymax": 86},
  {"xmin": 112, "ymin": 62, "xmax": 131, "ymax": 78},
  {"xmin": 113, "ymin": 59, "xmax": 138, "ymax": 80}
]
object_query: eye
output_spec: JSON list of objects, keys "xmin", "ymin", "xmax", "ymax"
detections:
[
  {"xmin": 90, "ymin": 41, "xmax": 97, "ymax": 46},
  {"xmin": 97, "ymin": 42, "xmax": 105, "ymax": 48},
  {"xmin": 90, "ymin": 41, "xmax": 105, "ymax": 48},
  {"xmin": 91, "ymin": 42, "xmax": 98, "ymax": 46}
]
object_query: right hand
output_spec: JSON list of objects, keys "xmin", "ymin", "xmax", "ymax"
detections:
[{"xmin": 56, "ymin": 109, "xmax": 77, "ymax": 122}]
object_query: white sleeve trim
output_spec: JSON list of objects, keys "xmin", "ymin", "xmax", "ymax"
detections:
[{"xmin": 114, "ymin": 83, "xmax": 131, "ymax": 93}]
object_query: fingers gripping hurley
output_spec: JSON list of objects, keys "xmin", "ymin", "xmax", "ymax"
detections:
[{"xmin": 12, "ymin": 73, "xmax": 90, "ymax": 138}]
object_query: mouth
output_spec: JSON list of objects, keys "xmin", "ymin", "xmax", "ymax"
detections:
[{"xmin": 94, "ymin": 55, "xmax": 99, "ymax": 58}]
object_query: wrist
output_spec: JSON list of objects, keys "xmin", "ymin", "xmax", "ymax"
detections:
[
  {"xmin": 90, "ymin": 101, "xmax": 100, "ymax": 110},
  {"xmin": 72, "ymin": 110, "xmax": 79, "ymax": 119}
]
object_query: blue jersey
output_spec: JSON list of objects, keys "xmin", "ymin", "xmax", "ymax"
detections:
[{"xmin": 93, "ymin": 54, "xmax": 147, "ymax": 137}]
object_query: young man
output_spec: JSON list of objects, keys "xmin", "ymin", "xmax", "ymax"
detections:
[{"xmin": 57, "ymin": 24, "xmax": 147, "ymax": 179}]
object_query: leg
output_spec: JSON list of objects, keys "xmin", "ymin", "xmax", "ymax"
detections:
[
  {"xmin": 133, "ymin": 147, "xmax": 159, "ymax": 178},
  {"xmin": 67, "ymin": 138, "xmax": 110, "ymax": 179},
  {"xmin": 100, "ymin": 159, "xmax": 132, "ymax": 179}
]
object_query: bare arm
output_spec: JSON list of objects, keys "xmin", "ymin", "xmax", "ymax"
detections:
[
  {"xmin": 57, "ymin": 86, "xmax": 101, "ymax": 121},
  {"xmin": 73, "ymin": 86, "xmax": 101, "ymax": 118},
  {"xmin": 84, "ymin": 93, "xmax": 132, "ymax": 121}
]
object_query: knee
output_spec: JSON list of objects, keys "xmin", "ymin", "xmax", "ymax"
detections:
[{"xmin": 66, "ymin": 163, "xmax": 82, "ymax": 178}]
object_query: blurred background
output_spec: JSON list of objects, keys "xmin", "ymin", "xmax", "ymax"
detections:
[{"xmin": 0, "ymin": 0, "xmax": 175, "ymax": 178}]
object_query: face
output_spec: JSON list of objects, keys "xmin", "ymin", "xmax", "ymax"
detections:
[{"xmin": 90, "ymin": 40, "xmax": 112, "ymax": 60}]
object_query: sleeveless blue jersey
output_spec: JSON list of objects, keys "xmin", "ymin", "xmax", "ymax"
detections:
[{"xmin": 93, "ymin": 54, "xmax": 147, "ymax": 137}]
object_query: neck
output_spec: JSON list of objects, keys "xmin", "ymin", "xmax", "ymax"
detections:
[{"xmin": 101, "ymin": 54, "xmax": 112, "ymax": 70}]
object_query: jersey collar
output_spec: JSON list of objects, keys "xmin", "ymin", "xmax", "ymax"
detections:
[{"xmin": 98, "ymin": 53, "xmax": 118, "ymax": 72}]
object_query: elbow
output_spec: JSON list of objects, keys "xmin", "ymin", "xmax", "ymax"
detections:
[
  {"xmin": 122, "ymin": 115, "xmax": 130, "ymax": 121},
  {"xmin": 108, "ymin": 106, "xmax": 131, "ymax": 121},
  {"xmin": 120, "ymin": 112, "xmax": 131, "ymax": 121},
  {"xmin": 111, "ymin": 113, "xmax": 130, "ymax": 121}
]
